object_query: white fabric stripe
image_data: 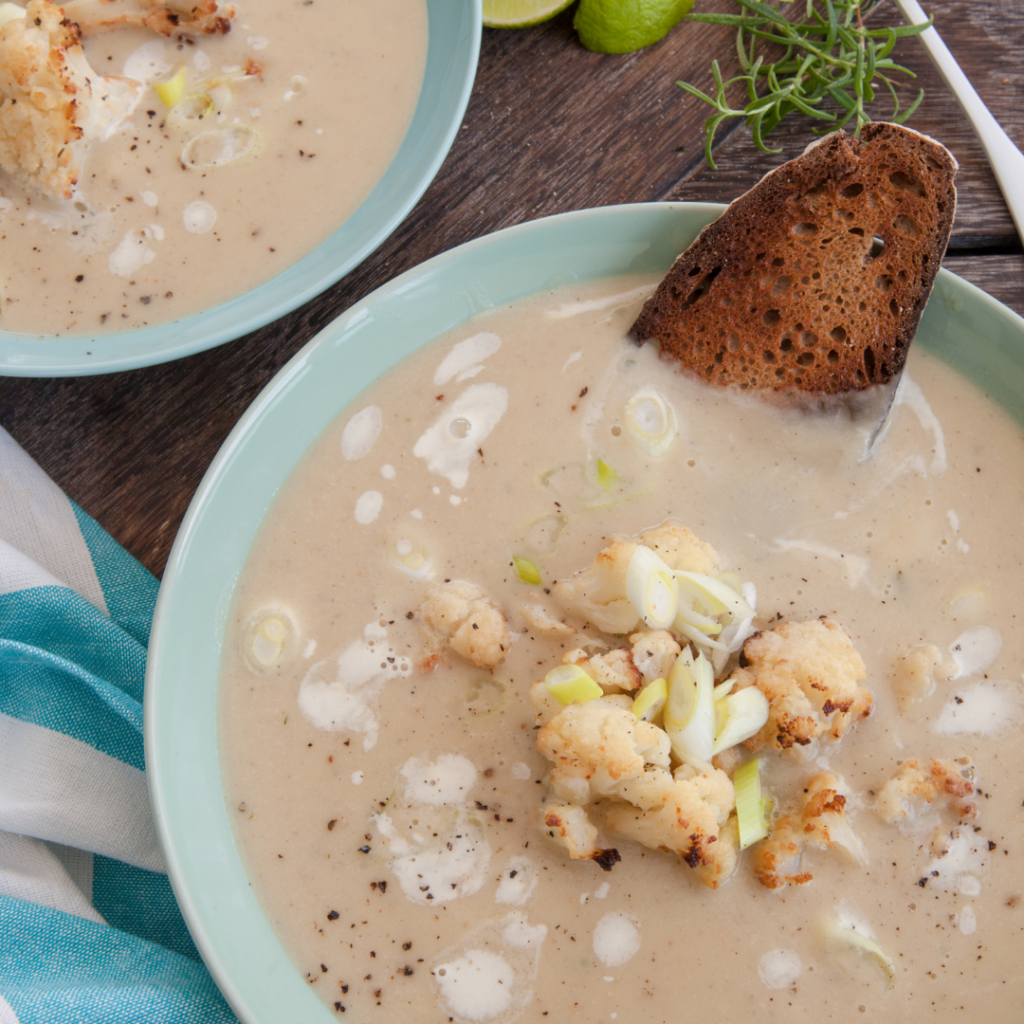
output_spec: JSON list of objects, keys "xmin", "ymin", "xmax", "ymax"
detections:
[
  {"xmin": 0, "ymin": 713, "xmax": 164, "ymax": 873},
  {"xmin": 0, "ymin": 831, "xmax": 104, "ymax": 924},
  {"xmin": 0, "ymin": 538, "xmax": 67, "ymax": 598},
  {"xmin": 47, "ymin": 840, "xmax": 94, "ymax": 906},
  {"xmin": 0, "ymin": 428, "xmax": 108, "ymax": 614},
  {"xmin": 0, "ymin": 993, "xmax": 20, "ymax": 1024}
]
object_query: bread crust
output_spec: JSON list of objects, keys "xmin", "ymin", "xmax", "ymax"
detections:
[{"xmin": 630, "ymin": 123, "xmax": 958, "ymax": 393}]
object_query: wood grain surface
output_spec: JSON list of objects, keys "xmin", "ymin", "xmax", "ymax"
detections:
[{"xmin": 0, "ymin": 0, "xmax": 1021, "ymax": 578}]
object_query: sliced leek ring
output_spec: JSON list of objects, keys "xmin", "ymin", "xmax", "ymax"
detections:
[
  {"xmin": 182, "ymin": 125, "xmax": 259, "ymax": 169},
  {"xmin": 513, "ymin": 555, "xmax": 542, "ymax": 585},
  {"xmin": 734, "ymin": 758, "xmax": 770, "ymax": 849},
  {"xmin": 626, "ymin": 545, "xmax": 679, "ymax": 630},
  {"xmin": 545, "ymin": 664, "xmax": 602, "ymax": 705},
  {"xmin": 712, "ymin": 686, "xmax": 769, "ymax": 754},
  {"xmin": 154, "ymin": 66, "xmax": 186, "ymax": 107},
  {"xmin": 664, "ymin": 648, "xmax": 715, "ymax": 763},
  {"xmin": 623, "ymin": 386, "xmax": 677, "ymax": 457},
  {"xmin": 631, "ymin": 677, "xmax": 668, "ymax": 722},
  {"xmin": 596, "ymin": 458, "xmax": 618, "ymax": 491}
]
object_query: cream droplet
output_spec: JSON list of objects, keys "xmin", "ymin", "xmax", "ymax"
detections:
[{"xmin": 183, "ymin": 200, "xmax": 216, "ymax": 234}]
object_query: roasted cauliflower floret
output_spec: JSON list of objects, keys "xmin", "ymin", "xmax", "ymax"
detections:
[
  {"xmin": 551, "ymin": 521, "xmax": 719, "ymax": 633},
  {"xmin": 536, "ymin": 698, "xmax": 670, "ymax": 806},
  {"xmin": 61, "ymin": 0, "xmax": 236, "ymax": 37},
  {"xmin": 560, "ymin": 646, "xmax": 641, "ymax": 694},
  {"xmin": 730, "ymin": 617, "xmax": 872, "ymax": 757},
  {"xmin": 753, "ymin": 771, "xmax": 867, "ymax": 890},
  {"xmin": 629, "ymin": 629, "xmax": 681, "ymax": 685},
  {"xmin": 0, "ymin": 0, "xmax": 140, "ymax": 199},
  {"xmin": 541, "ymin": 803, "xmax": 600, "ymax": 860},
  {"xmin": 875, "ymin": 758, "xmax": 977, "ymax": 831},
  {"xmin": 519, "ymin": 602, "xmax": 576, "ymax": 640},
  {"xmin": 420, "ymin": 580, "xmax": 511, "ymax": 670},
  {"xmin": 602, "ymin": 764, "xmax": 738, "ymax": 888},
  {"xmin": 752, "ymin": 817, "xmax": 808, "ymax": 890},
  {"xmin": 892, "ymin": 644, "xmax": 957, "ymax": 711}
]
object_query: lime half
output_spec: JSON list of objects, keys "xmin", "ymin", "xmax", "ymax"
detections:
[
  {"xmin": 574, "ymin": 0, "xmax": 695, "ymax": 53},
  {"xmin": 483, "ymin": 0, "xmax": 575, "ymax": 29}
]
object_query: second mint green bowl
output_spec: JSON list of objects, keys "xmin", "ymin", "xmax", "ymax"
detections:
[
  {"xmin": 0, "ymin": 0, "xmax": 480, "ymax": 377},
  {"xmin": 146, "ymin": 202, "xmax": 1024, "ymax": 1023}
]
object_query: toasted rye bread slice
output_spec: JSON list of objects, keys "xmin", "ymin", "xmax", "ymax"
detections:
[{"xmin": 630, "ymin": 123, "xmax": 958, "ymax": 393}]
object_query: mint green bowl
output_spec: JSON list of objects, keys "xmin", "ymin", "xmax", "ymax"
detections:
[
  {"xmin": 146, "ymin": 202, "xmax": 1024, "ymax": 1023},
  {"xmin": 0, "ymin": 0, "xmax": 480, "ymax": 378}
]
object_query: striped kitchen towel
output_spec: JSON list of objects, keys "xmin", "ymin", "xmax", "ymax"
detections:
[{"xmin": 0, "ymin": 426, "xmax": 235, "ymax": 1024}]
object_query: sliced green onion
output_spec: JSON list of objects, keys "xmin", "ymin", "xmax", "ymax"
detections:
[
  {"xmin": 154, "ymin": 66, "xmax": 187, "ymax": 107},
  {"xmin": 626, "ymin": 545, "xmax": 679, "ymax": 630},
  {"xmin": 712, "ymin": 686, "xmax": 770, "ymax": 754},
  {"xmin": 596, "ymin": 459, "xmax": 618, "ymax": 491},
  {"xmin": 734, "ymin": 758, "xmax": 770, "ymax": 850},
  {"xmin": 664, "ymin": 648, "xmax": 715, "ymax": 763},
  {"xmin": 623, "ymin": 387, "xmax": 677, "ymax": 457},
  {"xmin": 513, "ymin": 555, "xmax": 542, "ymax": 585},
  {"xmin": 545, "ymin": 664, "xmax": 602, "ymax": 705},
  {"xmin": 632, "ymin": 677, "xmax": 668, "ymax": 722}
]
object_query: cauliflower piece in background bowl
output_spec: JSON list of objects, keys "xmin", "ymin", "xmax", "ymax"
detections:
[{"xmin": 0, "ymin": 0, "xmax": 141, "ymax": 199}]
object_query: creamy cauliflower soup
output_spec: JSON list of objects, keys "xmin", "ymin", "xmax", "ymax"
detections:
[
  {"xmin": 220, "ymin": 276, "xmax": 1024, "ymax": 1023},
  {"xmin": 0, "ymin": 0, "xmax": 426, "ymax": 334}
]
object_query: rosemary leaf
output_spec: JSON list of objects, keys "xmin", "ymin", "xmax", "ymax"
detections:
[{"xmin": 679, "ymin": 0, "xmax": 930, "ymax": 168}]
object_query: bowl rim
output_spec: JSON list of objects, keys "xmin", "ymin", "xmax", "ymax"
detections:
[
  {"xmin": 145, "ymin": 200, "xmax": 1024, "ymax": 1023},
  {"xmin": 0, "ymin": 0, "xmax": 481, "ymax": 378}
]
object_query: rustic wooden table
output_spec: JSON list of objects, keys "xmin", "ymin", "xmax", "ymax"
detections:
[{"xmin": 0, "ymin": 0, "xmax": 1021, "ymax": 578}]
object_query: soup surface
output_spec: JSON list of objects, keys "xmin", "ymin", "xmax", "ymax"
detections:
[
  {"xmin": 220, "ymin": 276, "xmax": 1024, "ymax": 1023},
  {"xmin": 0, "ymin": 0, "xmax": 426, "ymax": 335}
]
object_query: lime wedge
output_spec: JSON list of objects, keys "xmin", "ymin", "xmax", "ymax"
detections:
[
  {"xmin": 574, "ymin": 0, "xmax": 695, "ymax": 54},
  {"xmin": 483, "ymin": 0, "xmax": 575, "ymax": 29}
]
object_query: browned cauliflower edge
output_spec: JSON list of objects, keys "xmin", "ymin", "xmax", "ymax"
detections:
[
  {"xmin": 731, "ymin": 617, "xmax": 873, "ymax": 757},
  {"xmin": 0, "ymin": 0, "xmax": 141, "ymax": 199},
  {"xmin": 419, "ymin": 579, "xmax": 512, "ymax": 671}
]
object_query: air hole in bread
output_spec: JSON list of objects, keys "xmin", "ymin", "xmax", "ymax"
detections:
[
  {"xmin": 771, "ymin": 257, "xmax": 785, "ymax": 267},
  {"xmin": 827, "ymin": 349, "xmax": 840, "ymax": 364},
  {"xmin": 840, "ymin": 182, "xmax": 864, "ymax": 199},
  {"xmin": 780, "ymin": 338, "xmax": 793, "ymax": 352},
  {"xmin": 889, "ymin": 170, "xmax": 926, "ymax": 198},
  {"xmin": 800, "ymin": 331, "xmax": 818, "ymax": 348},
  {"xmin": 771, "ymin": 275, "xmax": 793, "ymax": 298},
  {"xmin": 893, "ymin": 214, "xmax": 921, "ymax": 238},
  {"xmin": 830, "ymin": 326, "xmax": 847, "ymax": 344},
  {"xmin": 864, "ymin": 347, "xmax": 876, "ymax": 378},
  {"xmin": 680, "ymin": 267, "xmax": 722, "ymax": 310},
  {"xmin": 727, "ymin": 333, "xmax": 740, "ymax": 352},
  {"xmin": 797, "ymin": 352, "xmax": 815, "ymax": 367},
  {"xmin": 763, "ymin": 350, "xmax": 777, "ymax": 364},
  {"xmin": 688, "ymin": 265, "xmax": 702, "ymax": 277},
  {"xmin": 792, "ymin": 222, "xmax": 818, "ymax": 237},
  {"xmin": 868, "ymin": 236, "xmax": 886, "ymax": 258},
  {"xmin": 763, "ymin": 309, "xmax": 782, "ymax": 327},
  {"xmin": 889, "ymin": 298, "xmax": 900, "ymax": 318},
  {"xmin": 875, "ymin": 274, "xmax": 893, "ymax": 292},
  {"xmin": 897, "ymin": 270, "xmax": 908, "ymax": 284},
  {"xmin": 848, "ymin": 227, "xmax": 865, "ymax": 237}
]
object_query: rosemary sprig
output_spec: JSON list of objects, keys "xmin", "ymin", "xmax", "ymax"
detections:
[{"xmin": 679, "ymin": 0, "xmax": 931, "ymax": 168}]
